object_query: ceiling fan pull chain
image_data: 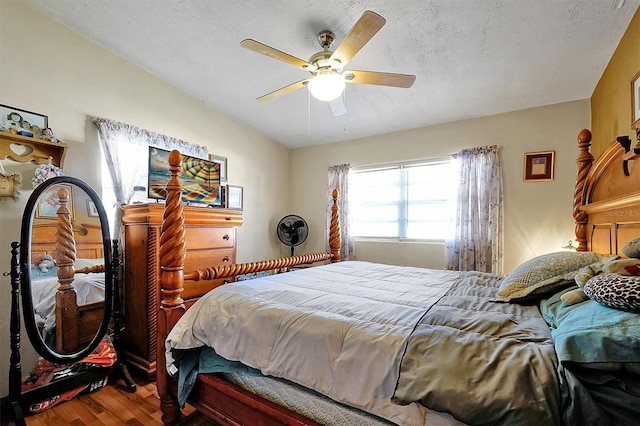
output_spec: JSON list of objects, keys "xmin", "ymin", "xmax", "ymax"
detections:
[
  {"xmin": 307, "ymin": 89, "xmax": 312, "ymax": 137},
  {"xmin": 343, "ymin": 92, "xmax": 347, "ymax": 132}
]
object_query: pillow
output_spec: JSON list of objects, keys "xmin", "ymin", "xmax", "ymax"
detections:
[
  {"xmin": 583, "ymin": 273, "xmax": 640, "ymax": 312},
  {"xmin": 30, "ymin": 265, "xmax": 57, "ymax": 278},
  {"xmin": 495, "ymin": 251, "xmax": 604, "ymax": 303},
  {"xmin": 622, "ymin": 237, "xmax": 640, "ymax": 258},
  {"xmin": 540, "ymin": 287, "xmax": 640, "ymax": 368}
]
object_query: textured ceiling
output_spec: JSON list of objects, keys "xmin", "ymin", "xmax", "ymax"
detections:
[{"xmin": 21, "ymin": 0, "xmax": 640, "ymax": 148}]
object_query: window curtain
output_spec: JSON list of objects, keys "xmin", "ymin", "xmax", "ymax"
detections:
[
  {"xmin": 92, "ymin": 117, "xmax": 208, "ymax": 235},
  {"xmin": 445, "ymin": 145, "xmax": 503, "ymax": 273},
  {"xmin": 327, "ymin": 164, "xmax": 355, "ymax": 261}
]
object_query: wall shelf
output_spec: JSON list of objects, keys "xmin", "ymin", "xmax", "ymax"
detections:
[{"xmin": 0, "ymin": 131, "xmax": 67, "ymax": 167}]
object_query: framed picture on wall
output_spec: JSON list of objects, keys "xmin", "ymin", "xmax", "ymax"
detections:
[
  {"xmin": 0, "ymin": 104, "xmax": 48, "ymax": 138},
  {"xmin": 87, "ymin": 200, "xmax": 99, "ymax": 217},
  {"xmin": 524, "ymin": 151, "xmax": 555, "ymax": 182},
  {"xmin": 36, "ymin": 183, "xmax": 75, "ymax": 219},
  {"xmin": 227, "ymin": 185, "xmax": 243, "ymax": 210},
  {"xmin": 632, "ymin": 68, "xmax": 640, "ymax": 130},
  {"xmin": 208, "ymin": 154, "xmax": 228, "ymax": 182}
]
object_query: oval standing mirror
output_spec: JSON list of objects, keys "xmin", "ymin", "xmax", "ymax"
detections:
[{"xmin": 19, "ymin": 176, "xmax": 113, "ymax": 363}]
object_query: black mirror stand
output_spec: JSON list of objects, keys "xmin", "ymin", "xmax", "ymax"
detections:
[
  {"xmin": 8, "ymin": 241, "xmax": 26, "ymax": 426},
  {"xmin": 111, "ymin": 239, "xmax": 136, "ymax": 392},
  {"xmin": 4, "ymin": 240, "xmax": 135, "ymax": 425}
]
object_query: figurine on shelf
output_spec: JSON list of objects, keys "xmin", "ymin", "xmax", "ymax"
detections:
[{"xmin": 41, "ymin": 127, "xmax": 58, "ymax": 143}]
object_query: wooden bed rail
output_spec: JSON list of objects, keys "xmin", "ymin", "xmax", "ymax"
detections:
[
  {"xmin": 185, "ymin": 187, "xmax": 341, "ymax": 281},
  {"xmin": 185, "ymin": 252, "xmax": 333, "ymax": 281}
]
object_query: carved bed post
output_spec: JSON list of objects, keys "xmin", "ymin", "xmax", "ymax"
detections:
[
  {"xmin": 573, "ymin": 129, "xmax": 594, "ymax": 251},
  {"xmin": 329, "ymin": 188, "xmax": 341, "ymax": 262},
  {"xmin": 54, "ymin": 187, "xmax": 79, "ymax": 352},
  {"xmin": 157, "ymin": 150, "xmax": 187, "ymax": 425}
]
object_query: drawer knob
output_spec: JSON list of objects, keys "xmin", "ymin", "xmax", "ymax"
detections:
[
  {"xmin": 225, "ymin": 216, "xmax": 232, "ymax": 221},
  {"xmin": 223, "ymin": 234, "xmax": 230, "ymax": 240},
  {"xmin": 223, "ymin": 256, "xmax": 230, "ymax": 263}
]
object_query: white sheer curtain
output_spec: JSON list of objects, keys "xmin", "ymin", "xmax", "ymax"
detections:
[
  {"xmin": 445, "ymin": 145, "xmax": 504, "ymax": 273},
  {"xmin": 92, "ymin": 117, "xmax": 208, "ymax": 235},
  {"xmin": 327, "ymin": 164, "xmax": 355, "ymax": 261}
]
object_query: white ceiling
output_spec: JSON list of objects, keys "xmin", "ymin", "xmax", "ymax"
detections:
[{"xmin": 22, "ymin": 0, "xmax": 640, "ymax": 149}]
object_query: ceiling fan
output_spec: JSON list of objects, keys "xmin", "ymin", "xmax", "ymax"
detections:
[{"xmin": 240, "ymin": 10, "xmax": 416, "ymax": 116}]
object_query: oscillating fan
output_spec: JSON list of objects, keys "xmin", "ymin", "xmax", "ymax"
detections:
[{"xmin": 277, "ymin": 215, "xmax": 309, "ymax": 256}]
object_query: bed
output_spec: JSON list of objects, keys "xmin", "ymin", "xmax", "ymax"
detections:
[
  {"xmin": 29, "ymin": 190, "xmax": 107, "ymax": 354},
  {"xmin": 155, "ymin": 130, "xmax": 640, "ymax": 425}
]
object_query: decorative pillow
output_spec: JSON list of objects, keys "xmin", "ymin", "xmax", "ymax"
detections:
[
  {"xmin": 584, "ymin": 273, "xmax": 640, "ymax": 312},
  {"xmin": 30, "ymin": 265, "xmax": 58, "ymax": 278},
  {"xmin": 622, "ymin": 237, "xmax": 640, "ymax": 259},
  {"xmin": 495, "ymin": 251, "xmax": 604, "ymax": 303}
]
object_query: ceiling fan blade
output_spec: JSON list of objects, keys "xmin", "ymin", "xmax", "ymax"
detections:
[
  {"xmin": 328, "ymin": 96, "xmax": 347, "ymax": 117},
  {"xmin": 256, "ymin": 79, "xmax": 309, "ymax": 102},
  {"xmin": 344, "ymin": 70, "xmax": 416, "ymax": 88},
  {"xmin": 330, "ymin": 10, "xmax": 385, "ymax": 67},
  {"xmin": 240, "ymin": 39, "xmax": 314, "ymax": 70}
]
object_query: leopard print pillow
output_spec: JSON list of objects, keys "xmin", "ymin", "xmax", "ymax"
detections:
[{"xmin": 584, "ymin": 273, "xmax": 640, "ymax": 312}]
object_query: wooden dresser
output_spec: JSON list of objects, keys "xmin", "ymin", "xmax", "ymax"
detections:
[{"xmin": 121, "ymin": 203, "xmax": 243, "ymax": 379}]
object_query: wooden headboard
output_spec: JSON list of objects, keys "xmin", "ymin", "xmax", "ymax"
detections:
[
  {"xmin": 574, "ymin": 129, "xmax": 640, "ymax": 256},
  {"xmin": 31, "ymin": 221, "xmax": 105, "ymax": 262}
]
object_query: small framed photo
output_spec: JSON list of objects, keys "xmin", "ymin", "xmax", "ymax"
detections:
[
  {"xmin": 0, "ymin": 104, "xmax": 48, "ymax": 139},
  {"xmin": 632, "ymin": 68, "xmax": 640, "ymax": 130},
  {"xmin": 227, "ymin": 185, "xmax": 243, "ymax": 210},
  {"xmin": 87, "ymin": 200, "xmax": 99, "ymax": 217},
  {"xmin": 36, "ymin": 183, "xmax": 75, "ymax": 219},
  {"xmin": 208, "ymin": 154, "xmax": 228, "ymax": 182},
  {"xmin": 524, "ymin": 151, "xmax": 555, "ymax": 182}
]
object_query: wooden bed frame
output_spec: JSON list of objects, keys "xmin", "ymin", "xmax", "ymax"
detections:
[
  {"xmin": 156, "ymin": 129, "xmax": 640, "ymax": 425},
  {"xmin": 34, "ymin": 187, "xmax": 106, "ymax": 354}
]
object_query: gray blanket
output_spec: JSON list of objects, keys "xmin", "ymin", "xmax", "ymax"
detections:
[{"xmin": 392, "ymin": 271, "xmax": 562, "ymax": 425}]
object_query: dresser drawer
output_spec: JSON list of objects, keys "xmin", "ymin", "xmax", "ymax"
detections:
[
  {"xmin": 185, "ymin": 248, "xmax": 235, "ymax": 271},
  {"xmin": 186, "ymin": 226, "xmax": 235, "ymax": 249}
]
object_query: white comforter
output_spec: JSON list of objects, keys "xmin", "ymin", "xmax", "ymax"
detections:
[
  {"xmin": 32, "ymin": 273, "xmax": 105, "ymax": 333},
  {"xmin": 166, "ymin": 261, "xmax": 465, "ymax": 426}
]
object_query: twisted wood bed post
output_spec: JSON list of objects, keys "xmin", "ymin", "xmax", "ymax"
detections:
[
  {"xmin": 157, "ymin": 149, "xmax": 342, "ymax": 424},
  {"xmin": 157, "ymin": 150, "xmax": 187, "ymax": 425},
  {"xmin": 54, "ymin": 187, "xmax": 79, "ymax": 353},
  {"xmin": 573, "ymin": 129, "xmax": 594, "ymax": 252},
  {"xmin": 330, "ymin": 188, "xmax": 341, "ymax": 262}
]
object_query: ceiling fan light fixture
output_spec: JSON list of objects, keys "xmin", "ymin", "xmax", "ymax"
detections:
[{"xmin": 308, "ymin": 72, "xmax": 345, "ymax": 101}]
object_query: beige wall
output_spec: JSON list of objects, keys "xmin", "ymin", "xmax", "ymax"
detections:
[
  {"xmin": 291, "ymin": 100, "xmax": 591, "ymax": 273},
  {"xmin": 0, "ymin": 1, "xmax": 290, "ymax": 397},
  {"xmin": 591, "ymin": 7, "xmax": 640, "ymax": 156}
]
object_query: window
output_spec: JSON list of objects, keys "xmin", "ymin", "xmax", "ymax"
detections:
[
  {"xmin": 100, "ymin": 149, "xmax": 148, "ymax": 236},
  {"xmin": 350, "ymin": 160, "xmax": 458, "ymax": 240}
]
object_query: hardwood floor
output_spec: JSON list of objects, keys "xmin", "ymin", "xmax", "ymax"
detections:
[{"xmin": 2, "ymin": 377, "xmax": 210, "ymax": 426}]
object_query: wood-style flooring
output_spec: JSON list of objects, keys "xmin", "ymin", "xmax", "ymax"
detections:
[{"xmin": 1, "ymin": 376, "xmax": 214, "ymax": 426}]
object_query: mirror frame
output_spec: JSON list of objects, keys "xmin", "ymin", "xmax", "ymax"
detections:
[{"xmin": 19, "ymin": 176, "xmax": 114, "ymax": 363}]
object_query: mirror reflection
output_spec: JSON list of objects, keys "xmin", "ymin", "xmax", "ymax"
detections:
[{"xmin": 28, "ymin": 182, "xmax": 106, "ymax": 354}]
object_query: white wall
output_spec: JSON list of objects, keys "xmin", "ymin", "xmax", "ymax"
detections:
[
  {"xmin": 290, "ymin": 100, "xmax": 591, "ymax": 273},
  {"xmin": 0, "ymin": 1, "xmax": 291, "ymax": 398}
]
